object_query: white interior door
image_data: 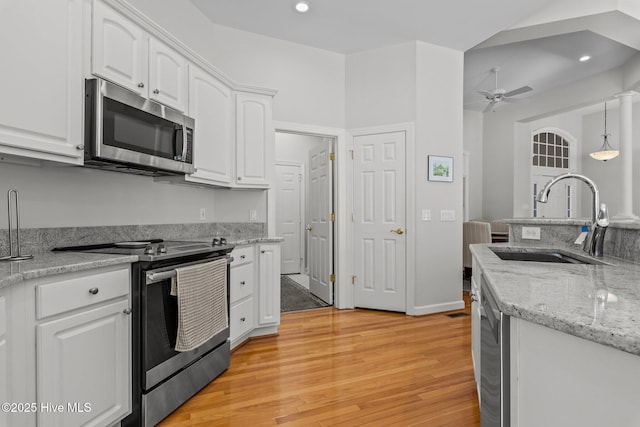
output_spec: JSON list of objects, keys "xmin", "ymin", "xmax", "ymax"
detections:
[
  {"xmin": 353, "ymin": 131, "xmax": 406, "ymax": 312},
  {"xmin": 275, "ymin": 164, "xmax": 302, "ymax": 274},
  {"xmin": 308, "ymin": 144, "xmax": 333, "ymax": 304}
]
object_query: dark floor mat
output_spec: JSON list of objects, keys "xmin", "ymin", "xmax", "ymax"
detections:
[{"xmin": 281, "ymin": 275, "xmax": 331, "ymax": 312}]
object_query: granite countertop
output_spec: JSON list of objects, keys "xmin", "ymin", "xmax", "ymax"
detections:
[
  {"xmin": 0, "ymin": 252, "xmax": 137, "ymax": 290},
  {"xmin": 191, "ymin": 235, "xmax": 284, "ymax": 246},
  {"xmin": 0, "ymin": 235, "xmax": 283, "ymax": 290},
  {"xmin": 470, "ymin": 243, "xmax": 640, "ymax": 356}
]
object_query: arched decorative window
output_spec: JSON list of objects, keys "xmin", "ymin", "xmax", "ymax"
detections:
[{"xmin": 532, "ymin": 132, "xmax": 570, "ymax": 169}]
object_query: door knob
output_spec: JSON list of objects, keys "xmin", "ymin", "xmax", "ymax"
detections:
[
  {"xmin": 306, "ymin": 225, "xmax": 312, "ymax": 231},
  {"xmin": 390, "ymin": 228, "xmax": 404, "ymax": 235}
]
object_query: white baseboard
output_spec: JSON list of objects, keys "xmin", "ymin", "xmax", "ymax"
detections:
[{"xmin": 410, "ymin": 300, "xmax": 465, "ymax": 316}]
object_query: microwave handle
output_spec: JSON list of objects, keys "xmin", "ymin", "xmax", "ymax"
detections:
[{"xmin": 181, "ymin": 124, "xmax": 188, "ymax": 162}]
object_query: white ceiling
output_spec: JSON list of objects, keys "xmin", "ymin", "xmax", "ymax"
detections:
[
  {"xmin": 189, "ymin": 0, "xmax": 555, "ymax": 53},
  {"xmin": 189, "ymin": 0, "xmax": 640, "ymax": 111}
]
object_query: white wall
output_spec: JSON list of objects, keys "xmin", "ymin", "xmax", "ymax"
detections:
[
  {"xmin": 0, "ymin": 162, "xmax": 215, "ymax": 228},
  {"xmin": 463, "ymin": 110, "xmax": 484, "ymax": 220},
  {"xmin": 127, "ymin": 0, "xmax": 346, "ymax": 128},
  {"xmin": 346, "ymin": 41, "xmax": 464, "ymax": 312},
  {"xmin": 415, "ymin": 41, "xmax": 464, "ymax": 312},
  {"xmin": 482, "ymin": 68, "xmax": 625, "ymax": 220},
  {"xmin": 346, "ymin": 42, "xmax": 416, "ymax": 128}
]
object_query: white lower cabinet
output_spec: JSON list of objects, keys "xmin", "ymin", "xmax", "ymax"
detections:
[
  {"xmin": 258, "ymin": 244, "xmax": 280, "ymax": 327},
  {"xmin": 229, "ymin": 243, "xmax": 281, "ymax": 349},
  {"xmin": 511, "ymin": 318, "xmax": 640, "ymax": 427},
  {"xmin": 2, "ymin": 265, "xmax": 132, "ymax": 427},
  {"xmin": 37, "ymin": 299, "xmax": 131, "ymax": 427}
]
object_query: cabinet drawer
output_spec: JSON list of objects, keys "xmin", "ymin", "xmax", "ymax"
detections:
[
  {"xmin": 230, "ymin": 297, "xmax": 254, "ymax": 341},
  {"xmin": 230, "ymin": 263, "xmax": 254, "ymax": 304},
  {"xmin": 36, "ymin": 268, "xmax": 130, "ymax": 320},
  {"xmin": 230, "ymin": 246, "xmax": 254, "ymax": 267}
]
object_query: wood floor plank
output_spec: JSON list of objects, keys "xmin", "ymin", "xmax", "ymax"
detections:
[{"xmin": 159, "ymin": 294, "xmax": 479, "ymax": 426}]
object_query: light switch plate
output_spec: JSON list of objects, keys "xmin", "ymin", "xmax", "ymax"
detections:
[
  {"xmin": 249, "ymin": 209, "xmax": 257, "ymax": 221},
  {"xmin": 421, "ymin": 209, "xmax": 431, "ymax": 221},
  {"xmin": 440, "ymin": 210, "xmax": 455, "ymax": 222},
  {"xmin": 522, "ymin": 226, "xmax": 541, "ymax": 240}
]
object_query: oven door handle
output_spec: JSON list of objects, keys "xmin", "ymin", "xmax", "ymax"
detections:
[
  {"xmin": 147, "ymin": 270, "xmax": 177, "ymax": 284},
  {"xmin": 145, "ymin": 255, "xmax": 233, "ymax": 285}
]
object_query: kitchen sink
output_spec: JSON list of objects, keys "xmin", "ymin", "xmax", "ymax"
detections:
[{"xmin": 490, "ymin": 248, "xmax": 600, "ymax": 265}]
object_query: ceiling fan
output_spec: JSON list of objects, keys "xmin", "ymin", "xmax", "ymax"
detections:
[{"xmin": 479, "ymin": 67, "xmax": 532, "ymax": 112}]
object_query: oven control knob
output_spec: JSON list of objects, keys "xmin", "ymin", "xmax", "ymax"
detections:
[
  {"xmin": 157, "ymin": 243, "xmax": 167, "ymax": 254},
  {"xmin": 220, "ymin": 238, "xmax": 227, "ymax": 245},
  {"xmin": 212, "ymin": 238, "xmax": 220, "ymax": 246},
  {"xmin": 144, "ymin": 244, "xmax": 154, "ymax": 255}
]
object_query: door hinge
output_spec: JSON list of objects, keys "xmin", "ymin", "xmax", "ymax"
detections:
[
  {"xmin": 351, "ymin": 275, "xmax": 356, "ymax": 285},
  {"xmin": 329, "ymin": 152, "xmax": 335, "ymax": 161},
  {"xmin": 330, "ymin": 212, "xmax": 335, "ymax": 222},
  {"xmin": 350, "ymin": 149, "xmax": 354, "ymax": 160},
  {"xmin": 329, "ymin": 274, "xmax": 336, "ymax": 283},
  {"xmin": 351, "ymin": 212, "xmax": 354, "ymax": 222}
]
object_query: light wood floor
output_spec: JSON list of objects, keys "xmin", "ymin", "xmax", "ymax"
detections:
[{"xmin": 159, "ymin": 293, "xmax": 479, "ymax": 426}]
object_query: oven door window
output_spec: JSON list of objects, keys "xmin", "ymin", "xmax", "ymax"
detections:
[{"xmin": 102, "ymin": 97, "xmax": 184, "ymax": 161}]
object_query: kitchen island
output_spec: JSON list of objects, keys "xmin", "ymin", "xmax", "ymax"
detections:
[{"xmin": 471, "ymin": 243, "xmax": 640, "ymax": 427}]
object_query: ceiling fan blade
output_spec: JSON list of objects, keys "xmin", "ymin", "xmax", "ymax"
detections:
[
  {"xmin": 503, "ymin": 86, "xmax": 532, "ymax": 97},
  {"xmin": 503, "ymin": 97, "xmax": 528, "ymax": 104},
  {"xmin": 483, "ymin": 101, "xmax": 496, "ymax": 113},
  {"xmin": 477, "ymin": 90, "xmax": 494, "ymax": 99}
]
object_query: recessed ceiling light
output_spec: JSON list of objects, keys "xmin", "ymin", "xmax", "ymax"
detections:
[
  {"xmin": 579, "ymin": 55, "xmax": 591, "ymax": 62},
  {"xmin": 295, "ymin": 1, "xmax": 309, "ymax": 13}
]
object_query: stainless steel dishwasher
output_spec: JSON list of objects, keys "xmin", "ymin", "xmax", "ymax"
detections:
[{"xmin": 480, "ymin": 278, "xmax": 510, "ymax": 427}]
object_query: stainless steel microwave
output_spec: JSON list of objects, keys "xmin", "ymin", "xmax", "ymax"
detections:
[{"xmin": 84, "ymin": 78, "xmax": 194, "ymax": 176}]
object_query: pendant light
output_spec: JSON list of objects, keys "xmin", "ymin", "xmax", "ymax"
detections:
[{"xmin": 590, "ymin": 102, "xmax": 619, "ymax": 161}]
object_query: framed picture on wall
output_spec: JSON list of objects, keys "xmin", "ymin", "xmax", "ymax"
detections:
[{"xmin": 428, "ymin": 155, "xmax": 453, "ymax": 182}]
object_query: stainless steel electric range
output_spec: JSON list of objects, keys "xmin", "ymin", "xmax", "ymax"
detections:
[{"xmin": 54, "ymin": 239, "xmax": 235, "ymax": 426}]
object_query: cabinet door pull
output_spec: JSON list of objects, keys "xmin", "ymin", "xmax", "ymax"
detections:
[
  {"xmin": 240, "ymin": 255, "xmax": 245, "ymax": 259},
  {"xmin": 138, "ymin": 82, "xmax": 145, "ymax": 88},
  {"xmin": 261, "ymin": 250, "xmax": 265, "ymax": 254},
  {"xmin": 123, "ymin": 308, "xmax": 132, "ymax": 315},
  {"xmin": 88, "ymin": 287, "xmax": 99, "ymax": 295},
  {"xmin": 76, "ymin": 144, "xmax": 84, "ymax": 150},
  {"xmin": 240, "ymin": 317, "xmax": 246, "ymax": 322},
  {"xmin": 153, "ymin": 89, "xmax": 160, "ymax": 94},
  {"xmin": 240, "ymin": 281, "xmax": 246, "ymax": 285}
]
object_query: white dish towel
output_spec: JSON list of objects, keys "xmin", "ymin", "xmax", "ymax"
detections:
[{"xmin": 171, "ymin": 258, "xmax": 228, "ymax": 352}]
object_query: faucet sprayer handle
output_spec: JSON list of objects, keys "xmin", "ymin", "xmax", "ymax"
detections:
[{"xmin": 597, "ymin": 203, "xmax": 609, "ymax": 227}]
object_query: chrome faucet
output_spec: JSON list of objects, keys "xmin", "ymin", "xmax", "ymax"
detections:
[{"xmin": 536, "ymin": 173, "xmax": 609, "ymax": 257}]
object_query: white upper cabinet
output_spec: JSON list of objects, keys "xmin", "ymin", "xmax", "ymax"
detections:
[
  {"xmin": 0, "ymin": 0, "xmax": 84, "ymax": 164},
  {"xmin": 92, "ymin": 0, "xmax": 147, "ymax": 96},
  {"xmin": 235, "ymin": 92, "xmax": 274, "ymax": 188},
  {"xmin": 186, "ymin": 66, "xmax": 234, "ymax": 186},
  {"xmin": 92, "ymin": 1, "xmax": 187, "ymax": 112},
  {"xmin": 148, "ymin": 38, "xmax": 188, "ymax": 112}
]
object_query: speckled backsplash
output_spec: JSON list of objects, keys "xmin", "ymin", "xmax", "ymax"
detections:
[
  {"xmin": 506, "ymin": 218, "xmax": 640, "ymax": 263},
  {"xmin": 0, "ymin": 222, "xmax": 266, "ymax": 256}
]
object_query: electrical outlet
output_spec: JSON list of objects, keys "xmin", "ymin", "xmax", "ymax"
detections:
[
  {"xmin": 522, "ymin": 226, "xmax": 541, "ymax": 240},
  {"xmin": 440, "ymin": 210, "xmax": 456, "ymax": 222},
  {"xmin": 200, "ymin": 208, "xmax": 206, "ymax": 220},
  {"xmin": 249, "ymin": 209, "xmax": 257, "ymax": 221},
  {"xmin": 421, "ymin": 209, "xmax": 431, "ymax": 221}
]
